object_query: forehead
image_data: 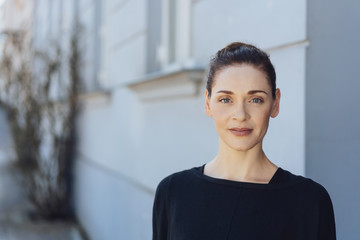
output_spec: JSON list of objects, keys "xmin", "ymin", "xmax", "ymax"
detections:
[{"xmin": 213, "ymin": 64, "xmax": 271, "ymax": 92}]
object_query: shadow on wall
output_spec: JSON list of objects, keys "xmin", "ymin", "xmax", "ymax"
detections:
[
  {"xmin": 0, "ymin": 106, "xmax": 12, "ymax": 164},
  {"xmin": 0, "ymin": 106, "xmax": 28, "ymax": 219}
]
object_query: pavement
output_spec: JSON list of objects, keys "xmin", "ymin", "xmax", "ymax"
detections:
[
  {"xmin": 0, "ymin": 162, "xmax": 86, "ymax": 240},
  {"xmin": 0, "ymin": 220, "xmax": 83, "ymax": 240},
  {"xmin": 0, "ymin": 204, "xmax": 85, "ymax": 240}
]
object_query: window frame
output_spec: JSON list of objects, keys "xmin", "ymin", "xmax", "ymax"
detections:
[{"xmin": 148, "ymin": 0, "xmax": 193, "ymax": 74}]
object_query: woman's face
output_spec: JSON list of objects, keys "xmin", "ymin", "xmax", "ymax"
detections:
[{"xmin": 205, "ymin": 64, "xmax": 280, "ymax": 152}]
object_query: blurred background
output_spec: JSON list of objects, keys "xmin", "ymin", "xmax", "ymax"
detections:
[{"xmin": 0, "ymin": 0, "xmax": 359, "ymax": 239}]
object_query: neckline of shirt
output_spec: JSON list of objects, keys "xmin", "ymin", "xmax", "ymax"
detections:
[{"xmin": 190, "ymin": 164, "xmax": 306, "ymax": 189}]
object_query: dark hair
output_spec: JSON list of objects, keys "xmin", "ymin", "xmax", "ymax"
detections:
[{"xmin": 206, "ymin": 42, "xmax": 276, "ymax": 98}]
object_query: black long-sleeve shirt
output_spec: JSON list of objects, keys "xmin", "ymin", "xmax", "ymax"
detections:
[{"xmin": 153, "ymin": 165, "xmax": 336, "ymax": 240}]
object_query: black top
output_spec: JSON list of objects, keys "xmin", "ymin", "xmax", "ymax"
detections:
[{"xmin": 152, "ymin": 165, "xmax": 336, "ymax": 240}]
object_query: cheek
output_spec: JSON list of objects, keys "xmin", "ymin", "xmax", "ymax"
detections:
[
  {"xmin": 211, "ymin": 105, "xmax": 232, "ymax": 126},
  {"xmin": 249, "ymin": 105, "xmax": 271, "ymax": 121},
  {"xmin": 211, "ymin": 104, "xmax": 233, "ymax": 118},
  {"xmin": 253, "ymin": 109, "xmax": 271, "ymax": 128}
]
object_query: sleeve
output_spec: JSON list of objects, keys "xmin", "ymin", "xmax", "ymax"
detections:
[
  {"xmin": 152, "ymin": 176, "xmax": 171, "ymax": 240},
  {"xmin": 318, "ymin": 186, "xmax": 336, "ymax": 240}
]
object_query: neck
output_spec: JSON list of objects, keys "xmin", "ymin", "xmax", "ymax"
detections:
[{"xmin": 204, "ymin": 138, "xmax": 277, "ymax": 183}]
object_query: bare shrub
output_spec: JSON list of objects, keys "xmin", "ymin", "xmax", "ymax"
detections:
[{"xmin": 0, "ymin": 25, "xmax": 81, "ymax": 220}]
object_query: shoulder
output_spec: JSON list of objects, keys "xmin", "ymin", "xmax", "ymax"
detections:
[
  {"xmin": 280, "ymin": 168, "xmax": 333, "ymax": 203},
  {"xmin": 155, "ymin": 166, "xmax": 200, "ymax": 195},
  {"xmin": 279, "ymin": 169, "xmax": 336, "ymax": 238},
  {"xmin": 305, "ymin": 178, "xmax": 334, "ymax": 207}
]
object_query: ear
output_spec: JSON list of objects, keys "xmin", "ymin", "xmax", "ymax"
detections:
[
  {"xmin": 204, "ymin": 90, "xmax": 213, "ymax": 117},
  {"xmin": 270, "ymin": 88, "xmax": 281, "ymax": 118}
]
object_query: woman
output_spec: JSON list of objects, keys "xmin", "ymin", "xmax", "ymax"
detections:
[{"xmin": 153, "ymin": 42, "xmax": 336, "ymax": 240}]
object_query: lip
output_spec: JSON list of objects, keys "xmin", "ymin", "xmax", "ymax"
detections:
[{"xmin": 229, "ymin": 128, "xmax": 253, "ymax": 136}]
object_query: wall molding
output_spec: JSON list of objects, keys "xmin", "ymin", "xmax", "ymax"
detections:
[{"xmin": 127, "ymin": 67, "xmax": 205, "ymax": 101}]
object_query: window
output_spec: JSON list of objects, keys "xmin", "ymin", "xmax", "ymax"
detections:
[
  {"xmin": 75, "ymin": 0, "xmax": 103, "ymax": 91},
  {"xmin": 147, "ymin": 0, "xmax": 192, "ymax": 73}
]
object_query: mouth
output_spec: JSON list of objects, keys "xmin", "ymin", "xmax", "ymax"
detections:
[{"xmin": 229, "ymin": 128, "xmax": 253, "ymax": 136}]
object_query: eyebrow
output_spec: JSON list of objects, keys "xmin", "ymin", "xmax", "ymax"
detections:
[
  {"xmin": 215, "ymin": 90, "xmax": 234, "ymax": 95},
  {"xmin": 248, "ymin": 90, "xmax": 268, "ymax": 95},
  {"xmin": 215, "ymin": 90, "xmax": 268, "ymax": 95}
]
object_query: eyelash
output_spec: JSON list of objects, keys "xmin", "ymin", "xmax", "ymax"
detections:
[
  {"xmin": 251, "ymin": 98, "xmax": 264, "ymax": 104},
  {"xmin": 219, "ymin": 98, "xmax": 231, "ymax": 103},
  {"xmin": 219, "ymin": 97, "xmax": 264, "ymax": 104}
]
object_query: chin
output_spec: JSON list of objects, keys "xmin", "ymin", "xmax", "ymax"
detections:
[
  {"xmin": 233, "ymin": 146, "xmax": 256, "ymax": 152},
  {"xmin": 226, "ymin": 143, "xmax": 257, "ymax": 152},
  {"xmin": 225, "ymin": 139, "xmax": 262, "ymax": 152}
]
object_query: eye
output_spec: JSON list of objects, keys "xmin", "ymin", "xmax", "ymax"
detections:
[
  {"xmin": 219, "ymin": 98, "xmax": 231, "ymax": 103},
  {"xmin": 251, "ymin": 98, "xmax": 264, "ymax": 104}
]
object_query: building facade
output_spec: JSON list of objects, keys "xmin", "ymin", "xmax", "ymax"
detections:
[
  {"xmin": 1, "ymin": 0, "xmax": 359, "ymax": 239},
  {"xmin": 72, "ymin": 1, "xmax": 307, "ymax": 239}
]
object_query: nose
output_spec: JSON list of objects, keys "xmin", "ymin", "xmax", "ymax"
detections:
[{"xmin": 232, "ymin": 102, "xmax": 249, "ymax": 121}]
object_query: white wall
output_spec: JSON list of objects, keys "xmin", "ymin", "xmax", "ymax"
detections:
[
  {"xmin": 31, "ymin": 0, "xmax": 308, "ymax": 239},
  {"xmin": 306, "ymin": 0, "xmax": 360, "ymax": 238},
  {"xmin": 192, "ymin": 0, "xmax": 306, "ymax": 64},
  {"xmin": 74, "ymin": 1, "xmax": 152, "ymax": 239}
]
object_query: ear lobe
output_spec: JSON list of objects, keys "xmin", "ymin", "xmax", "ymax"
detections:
[
  {"xmin": 271, "ymin": 88, "xmax": 281, "ymax": 118},
  {"xmin": 204, "ymin": 90, "xmax": 213, "ymax": 117}
]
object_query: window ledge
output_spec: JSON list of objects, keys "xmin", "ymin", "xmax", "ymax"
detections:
[
  {"xmin": 79, "ymin": 88, "xmax": 112, "ymax": 100},
  {"xmin": 127, "ymin": 67, "xmax": 206, "ymax": 101},
  {"xmin": 78, "ymin": 88, "xmax": 112, "ymax": 107}
]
